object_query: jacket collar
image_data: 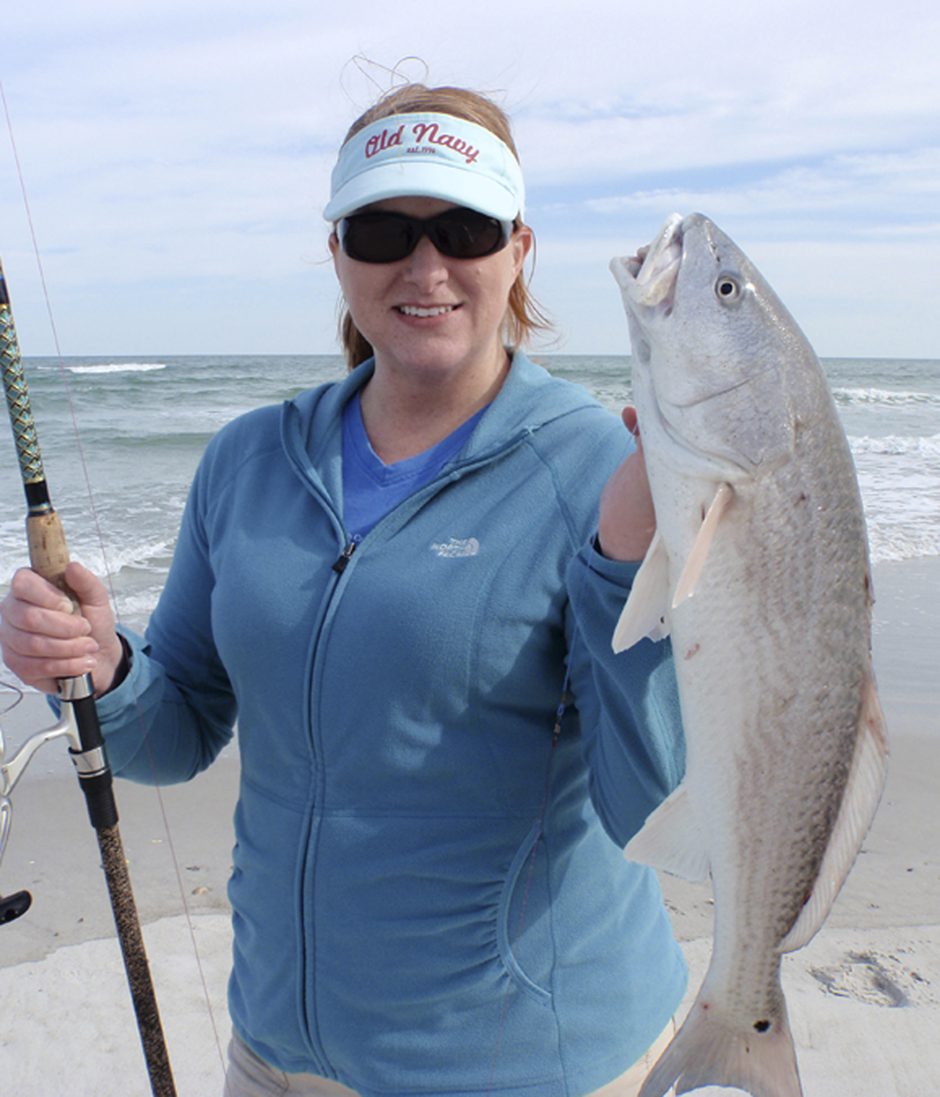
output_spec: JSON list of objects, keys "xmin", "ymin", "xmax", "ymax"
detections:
[{"xmin": 280, "ymin": 350, "xmax": 599, "ymax": 497}]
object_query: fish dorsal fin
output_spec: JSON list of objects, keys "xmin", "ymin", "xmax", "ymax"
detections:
[
  {"xmin": 671, "ymin": 482, "xmax": 734, "ymax": 609},
  {"xmin": 624, "ymin": 782, "xmax": 711, "ymax": 882},
  {"xmin": 779, "ymin": 668, "xmax": 889, "ymax": 952},
  {"xmin": 612, "ymin": 530, "xmax": 671, "ymax": 653}
]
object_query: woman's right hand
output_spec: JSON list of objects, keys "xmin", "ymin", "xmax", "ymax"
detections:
[{"xmin": 0, "ymin": 561, "xmax": 125, "ymax": 696}]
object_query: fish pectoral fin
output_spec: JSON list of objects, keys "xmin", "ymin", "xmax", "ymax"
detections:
[
  {"xmin": 623, "ymin": 782, "xmax": 710, "ymax": 882},
  {"xmin": 671, "ymin": 482, "xmax": 734, "ymax": 609},
  {"xmin": 779, "ymin": 668, "xmax": 890, "ymax": 953},
  {"xmin": 612, "ymin": 531, "xmax": 671, "ymax": 653}
]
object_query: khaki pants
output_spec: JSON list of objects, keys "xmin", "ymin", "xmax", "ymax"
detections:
[{"xmin": 223, "ymin": 1022, "xmax": 674, "ymax": 1097}]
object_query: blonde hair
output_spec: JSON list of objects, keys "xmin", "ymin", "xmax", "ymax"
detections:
[{"xmin": 334, "ymin": 83, "xmax": 551, "ymax": 370}]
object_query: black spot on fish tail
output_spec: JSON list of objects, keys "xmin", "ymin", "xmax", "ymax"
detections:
[{"xmin": 753, "ymin": 1019, "xmax": 771, "ymax": 1033}]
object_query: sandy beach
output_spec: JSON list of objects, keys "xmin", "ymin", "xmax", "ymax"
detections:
[{"xmin": 0, "ymin": 556, "xmax": 937, "ymax": 1096}]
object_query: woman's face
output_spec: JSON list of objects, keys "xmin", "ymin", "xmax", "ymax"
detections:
[{"xmin": 330, "ymin": 196, "xmax": 532, "ymax": 387}]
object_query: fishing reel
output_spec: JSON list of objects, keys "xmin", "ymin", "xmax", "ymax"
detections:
[
  {"xmin": 0, "ymin": 779, "xmax": 32, "ymax": 922},
  {"xmin": 1, "ymin": 789, "xmax": 32, "ymax": 922},
  {"xmin": 0, "ymin": 887, "xmax": 31, "ymax": 923},
  {"xmin": 0, "ymin": 679, "xmax": 81, "ymax": 925}
]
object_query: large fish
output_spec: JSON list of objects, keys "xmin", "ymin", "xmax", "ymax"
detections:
[{"xmin": 609, "ymin": 213, "xmax": 889, "ymax": 1097}]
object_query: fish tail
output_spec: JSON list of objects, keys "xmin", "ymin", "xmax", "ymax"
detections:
[{"xmin": 637, "ymin": 990, "xmax": 803, "ymax": 1097}]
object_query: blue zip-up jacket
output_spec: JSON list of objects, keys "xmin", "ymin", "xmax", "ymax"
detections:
[{"xmin": 94, "ymin": 352, "xmax": 687, "ymax": 1097}]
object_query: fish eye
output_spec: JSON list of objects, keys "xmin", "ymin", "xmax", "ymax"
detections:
[{"xmin": 715, "ymin": 274, "xmax": 741, "ymax": 302}]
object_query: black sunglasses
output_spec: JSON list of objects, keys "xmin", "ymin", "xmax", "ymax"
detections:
[{"xmin": 338, "ymin": 207, "xmax": 514, "ymax": 264}]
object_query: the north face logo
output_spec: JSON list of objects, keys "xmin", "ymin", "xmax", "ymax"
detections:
[{"xmin": 431, "ymin": 537, "xmax": 480, "ymax": 558}]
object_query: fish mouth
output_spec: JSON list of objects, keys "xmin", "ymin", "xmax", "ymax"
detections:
[{"xmin": 610, "ymin": 212, "xmax": 684, "ymax": 312}]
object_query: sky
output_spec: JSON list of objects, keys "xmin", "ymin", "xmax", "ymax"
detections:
[{"xmin": 1, "ymin": 0, "xmax": 938, "ymax": 359}]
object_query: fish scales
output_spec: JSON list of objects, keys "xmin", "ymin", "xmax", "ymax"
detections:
[
  {"xmin": 609, "ymin": 213, "xmax": 888, "ymax": 1097},
  {"xmin": 669, "ymin": 471, "xmax": 862, "ymax": 1001}
]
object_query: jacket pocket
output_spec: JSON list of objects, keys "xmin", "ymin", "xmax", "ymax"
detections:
[{"xmin": 497, "ymin": 821, "xmax": 554, "ymax": 1007}]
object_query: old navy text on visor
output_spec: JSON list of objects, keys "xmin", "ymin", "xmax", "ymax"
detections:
[{"xmin": 323, "ymin": 112, "xmax": 525, "ymax": 223}]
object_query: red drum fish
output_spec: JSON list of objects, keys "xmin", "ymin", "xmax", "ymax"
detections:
[{"xmin": 610, "ymin": 213, "xmax": 889, "ymax": 1097}]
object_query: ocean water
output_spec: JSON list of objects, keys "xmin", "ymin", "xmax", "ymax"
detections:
[{"xmin": 1, "ymin": 353, "xmax": 938, "ymax": 634}]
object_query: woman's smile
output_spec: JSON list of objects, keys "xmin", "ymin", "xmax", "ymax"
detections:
[{"xmin": 395, "ymin": 303, "xmax": 460, "ymax": 319}]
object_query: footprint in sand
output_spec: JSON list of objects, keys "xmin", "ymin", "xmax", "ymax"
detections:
[{"xmin": 809, "ymin": 948, "xmax": 934, "ymax": 1008}]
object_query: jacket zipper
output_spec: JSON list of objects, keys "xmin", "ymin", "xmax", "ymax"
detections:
[
  {"xmin": 289, "ymin": 427, "xmax": 534, "ymax": 1076},
  {"xmin": 294, "ymin": 492, "xmax": 352, "ymax": 1077},
  {"xmin": 331, "ymin": 540, "xmax": 358, "ymax": 573}
]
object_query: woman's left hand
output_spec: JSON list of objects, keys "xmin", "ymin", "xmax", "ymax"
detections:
[{"xmin": 596, "ymin": 406, "xmax": 657, "ymax": 562}]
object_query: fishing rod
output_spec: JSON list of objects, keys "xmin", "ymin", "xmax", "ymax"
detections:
[{"xmin": 0, "ymin": 260, "xmax": 178, "ymax": 1097}]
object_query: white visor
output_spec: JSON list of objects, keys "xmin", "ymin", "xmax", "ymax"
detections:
[{"xmin": 323, "ymin": 112, "xmax": 525, "ymax": 223}]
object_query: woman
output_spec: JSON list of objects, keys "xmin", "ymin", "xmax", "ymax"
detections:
[{"xmin": 0, "ymin": 84, "xmax": 686, "ymax": 1096}]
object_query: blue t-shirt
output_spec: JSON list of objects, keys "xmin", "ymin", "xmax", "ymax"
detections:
[{"xmin": 342, "ymin": 392, "xmax": 488, "ymax": 539}]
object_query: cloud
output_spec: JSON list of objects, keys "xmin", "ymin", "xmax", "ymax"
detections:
[{"xmin": 548, "ymin": 147, "xmax": 940, "ymax": 237}]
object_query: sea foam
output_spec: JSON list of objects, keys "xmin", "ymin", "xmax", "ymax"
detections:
[{"xmin": 66, "ymin": 362, "xmax": 167, "ymax": 375}]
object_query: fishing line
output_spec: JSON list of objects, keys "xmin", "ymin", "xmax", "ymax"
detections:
[
  {"xmin": 1, "ymin": 83, "xmax": 119, "ymax": 622},
  {"xmin": 1, "ymin": 79, "xmax": 227, "ymax": 1084}
]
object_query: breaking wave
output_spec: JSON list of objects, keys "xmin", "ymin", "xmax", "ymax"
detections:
[
  {"xmin": 867, "ymin": 524, "xmax": 940, "ymax": 565},
  {"xmin": 850, "ymin": 433, "xmax": 940, "ymax": 457},
  {"xmin": 64, "ymin": 362, "xmax": 167, "ymax": 375},
  {"xmin": 834, "ymin": 387, "xmax": 940, "ymax": 408}
]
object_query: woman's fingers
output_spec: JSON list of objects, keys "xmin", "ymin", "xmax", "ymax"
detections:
[
  {"xmin": 0, "ymin": 565, "xmax": 115, "ymax": 694},
  {"xmin": 596, "ymin": 405, "xmax": 657, "ymax": 562},
  {"xmin": 6, "ymin": 574, "xmax": 91, "ymax": 636}
]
